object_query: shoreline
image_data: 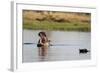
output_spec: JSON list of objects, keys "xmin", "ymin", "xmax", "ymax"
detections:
[{"xmin": 23, "ymin": 22, "xmax": 91, "ymax": 32}]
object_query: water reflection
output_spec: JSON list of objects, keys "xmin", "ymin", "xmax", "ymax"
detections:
[
  {"xmin": 22, "ymin": 30, "xmax": 91, "ymax": 62},
  {"xmin": 38, "ymin": 47, "xmax": 48, "ymax": 56}
]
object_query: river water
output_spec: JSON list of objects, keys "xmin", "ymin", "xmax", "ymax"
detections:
[{"xmin": 22, "ymin": 29, "xmax": 91, "ymax": 63}]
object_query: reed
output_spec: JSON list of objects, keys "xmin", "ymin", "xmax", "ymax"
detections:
[{"xmin": 23, "ymin": 10, "xmax": 91, "ymax": 31}]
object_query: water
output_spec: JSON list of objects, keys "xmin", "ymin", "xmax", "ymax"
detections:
[{"xmin": 22, "ymin": 29, "xmax": 91, "ymax": 63}]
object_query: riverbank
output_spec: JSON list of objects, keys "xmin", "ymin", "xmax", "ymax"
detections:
[
  {"xmin": 23, "ymin": 10, "xmax": 91, "ymax": 32},
  {"xmin": 23, "ymin": 20, "xmax": 91, "ymax": 32}
]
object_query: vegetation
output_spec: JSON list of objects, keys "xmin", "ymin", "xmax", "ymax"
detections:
[{"xmin": 23, "ymin": 10, "xmax": 91, "ymax": 32}]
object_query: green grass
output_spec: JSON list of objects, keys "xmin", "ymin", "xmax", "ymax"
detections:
[{"xmin": 23, "ymin": 20, "xmax": 91, "ymax": 32}]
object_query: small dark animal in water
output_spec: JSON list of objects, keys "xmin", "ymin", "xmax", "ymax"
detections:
[{"xmin": 79, "ymin": 48, "xmax": 90, "ymax": 54}]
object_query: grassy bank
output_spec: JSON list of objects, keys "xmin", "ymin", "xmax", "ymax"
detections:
[
  {"xmin": 23, "ymin": 10, "xmax": 91, "ymax": 32},
  {"xmin": 23, "ymin": 21, "xmax": 90, "ymax": 32}
]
